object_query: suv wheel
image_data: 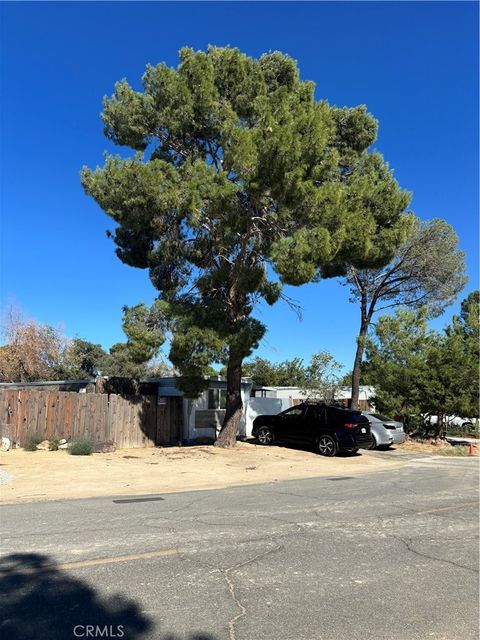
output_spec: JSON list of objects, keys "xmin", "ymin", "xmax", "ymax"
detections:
[
  {"xmin": 369, "ymin": 435, "xmax": 377, "ymax": 450},
  {"xmin": 317, "ymin": 435, "xmax": 338, "ymax": 457},
  {"xmin": 257, "ymin": 426, "xmax": 274, "ymax": 445}
]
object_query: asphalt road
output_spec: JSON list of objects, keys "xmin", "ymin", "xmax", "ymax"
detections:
[{"xmin": 0, "ymin": 454, "xmax": 478, "ymax": 640}]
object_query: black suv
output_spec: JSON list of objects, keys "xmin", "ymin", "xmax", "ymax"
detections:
[{"xmin": 252, "ymin": 403, "xmax": 373, "ymax": 456}]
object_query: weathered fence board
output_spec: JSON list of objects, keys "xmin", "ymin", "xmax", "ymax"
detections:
[{"xmin": 0, "ymin": 390, "xmax": 182, "ymax": 448}]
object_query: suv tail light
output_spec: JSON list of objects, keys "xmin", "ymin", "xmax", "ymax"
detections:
[{"xmin": 343, "ymin": 423, "xmax": 355, "ymax": 429}]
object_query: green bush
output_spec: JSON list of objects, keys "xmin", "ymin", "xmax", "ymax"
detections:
[
  {"xmin": 23, "ymin": 434, "xmax": 42, "ymax": 452},
  {"xmin": 69, "ymin": 436, "xmax": 94, "ymax": 456},
  {"xmin": 49, "ymin": 437, "xmax": 61, "ymax": 451}
]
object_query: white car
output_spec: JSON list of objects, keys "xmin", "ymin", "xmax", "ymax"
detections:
[{"xmin": 426, "ymin": 415, "xmax": 477, "ymax": 430}]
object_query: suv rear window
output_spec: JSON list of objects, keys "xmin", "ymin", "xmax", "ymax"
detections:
[
  {"xmin": 328, "ymin": 408, "xmax": 368, "ymax": 424},
  {"xmin": 343, "ymin": 412, "xmax": 368, "ymax": 423}
]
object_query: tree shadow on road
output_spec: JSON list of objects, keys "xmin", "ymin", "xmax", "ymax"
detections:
[{"xmin": 0, "ymin": 553, "xmax": 218, "ymax": 640}]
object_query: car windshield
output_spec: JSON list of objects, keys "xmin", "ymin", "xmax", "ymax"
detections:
[{"xmin": 371, "ymin": 413, "xmax": 394, "ymax": 422}]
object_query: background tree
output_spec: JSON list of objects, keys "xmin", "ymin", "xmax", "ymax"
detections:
[
  {"xmin": 339, "ymin": 370, "xmax": 354, "ymax": 385},
  {"xmin": 145, "ymin": 357, "xmax": 176, "ymax": 378},
  {"xmin": 0, "ymin": 304, "xmax": 177, "ymax": 382},
  {"xmin": 242, "ymin": 356, "xmax": 306, "ymax": 387},
  {"xmin": 438, "ymin": 291, "xmax": 479, "ymax": 420},
  {"xmin": 242, "ymin": 351, "xmax": 341, "ymax": 396},
  {"xmin": 59, "ymin": 339, "xmax": 108, "ymax": 379},
  {"xmin": 101, "ymin": 303, "xmax": 168, "ymax": 378},
  {"xmin": 82, "ymin": 46, "xmax": 411, "ymax": 447},
  {"xmin": 344, "ymin": 218, "xmax": 467, "ymax": 408},
  {"xmin": 102, "ymin": 343, "xmax": 148, "ymax": 379},
  {"xmin": 363, "ymin": 308, "xmax": 436, "ymax": 429},
  {"xmin": 0, "ymin": 307, "xmax": 69, "ymax": 382},
  {"xmin": 300, "ymin": 351, "xmax": 343, "ymax": 401},
  {"xmin": 364, "ymin": 294, "xmax": 479, "ymax": 436}
]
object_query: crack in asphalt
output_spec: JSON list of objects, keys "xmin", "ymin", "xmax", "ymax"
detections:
[
  {"xmin": 223, "ymin": 570, "xmax": 246, "ymax": 640},
  {"xmin": 168, "ymin": 493, "xmax": 213, "ymax": 514},
  {"xmin": 262, "ymin": 488, "xmax": 321, "ymax": 500},
  {"xmin": 176, "ymin": 543, "xmax": 284, "ymax": 640},
  {"xmin": 222, "ymin": 546, "xmax": 284, "ymax": 640},
  {"xmin": 190, "ymin": 512, "xmax": 309, "ymax": 531},
  {"xmin": 394, "ymin": 535, "xmax": 479, "ymax": 574},
  {"xmin": 141, "ymin": 501, "xmax": 479, "ymax": 556}
]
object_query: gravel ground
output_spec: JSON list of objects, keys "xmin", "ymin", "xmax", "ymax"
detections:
[
  {"xmin": 0, "ymin": 443, "xmax": 401, "ymax": 504},
  {"xmin": 0, "ymin": 470, "xmax": 14, "ymax": 486}
]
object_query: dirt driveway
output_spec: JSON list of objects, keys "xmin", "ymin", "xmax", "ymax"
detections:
[{"xmin": 0, "ymin": 441, "xmax": 402, "ymax": 504}]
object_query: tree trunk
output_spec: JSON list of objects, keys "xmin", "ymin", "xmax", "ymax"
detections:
[
  {"xmin": 351, "ymin": 322, "xmax": 369, "ymax": 410},
  {"xmin": 215, "ymin": 347, "xmax": 243, "ymax": 448},
  {"xmin": 434, "ymin": 410, "xmax": 444, "ymax": 440}
]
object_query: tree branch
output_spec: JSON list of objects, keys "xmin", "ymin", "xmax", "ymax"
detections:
[
  {"xmin": 373, "ymin": 292, "xmax": 430, "ymax": 314},
  {"xmin": 280, "ymin": 292, "xmax": 303, "ymax": 321}
]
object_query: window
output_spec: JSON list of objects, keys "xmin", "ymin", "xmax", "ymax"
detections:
[
  {"xmin": 252, "ymin": 389, "xmax": 276, "ymax": 398},
  {"xmin": 306, "ymin": 406, "xmax": 325, "ymax": 423},
  {"xmin": 208, "ymin": 388, "xmax": 227, "ymax": 410},
  {"xmin": 371, "ymin": 413, "xmax": 393, "ymax": 422},
  {"xmin": 281, "ymin": 406, "xmax": 304, "ymax": 419},
  {"xmin": 328, "ymin": 408, "xmax": 367, "ymax": 425}
]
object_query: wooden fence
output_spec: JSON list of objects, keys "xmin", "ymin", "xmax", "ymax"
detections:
[{"xmin": 0, "ymin": 390, "xmax": 183, "ymax": 448}]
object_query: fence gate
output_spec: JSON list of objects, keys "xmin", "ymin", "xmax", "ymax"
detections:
[{"xmin": 156, "ymin": 396, "xmax": 183, "ymax": 445}]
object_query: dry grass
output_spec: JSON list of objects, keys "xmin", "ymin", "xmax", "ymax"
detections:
[
  {"xmin": 397, "ymin": 438, "xmax": 478, "ymax": 456},
  {"xmin": 434, "ymin": 445, "xmax": 473, "ymax": 457}
]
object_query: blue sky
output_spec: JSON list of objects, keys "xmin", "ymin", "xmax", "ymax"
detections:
[{"xmin": 1, "ymin": 1, "xmax": 478, "ymax": 372}]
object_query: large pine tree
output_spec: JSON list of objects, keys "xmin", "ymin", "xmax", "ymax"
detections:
[{"xmin": 82, "ymin": 47, "xmax": 410, "ymax": 447}]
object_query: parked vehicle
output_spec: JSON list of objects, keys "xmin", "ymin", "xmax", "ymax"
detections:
[
  {"xmin": 252, "ymin": 403, "xmax": 373, "ymax": 456},
  {"xmin": 361, "ymin": 412, "xmax": 406, "ymax": 449},
  {"xmin": 425, "ymin": 415, "xmax": 476, "ymax": 430}
]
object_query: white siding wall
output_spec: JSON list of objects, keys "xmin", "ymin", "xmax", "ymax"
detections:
[
  {"xmin": 184, "ymin": 382, "xmax": 253, "ymax": 441},
  {"xmin": 245, "ymin": 397, "xmax": 291, "ymax": 437},
  {"xmin": 272, "ymin": 387, "xmax": 309, "ymax": 401}
]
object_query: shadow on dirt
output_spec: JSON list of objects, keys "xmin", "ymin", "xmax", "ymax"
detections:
[{"xmin": 242, "ymin": 437, "xmax": 366, "ymax": 457}]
